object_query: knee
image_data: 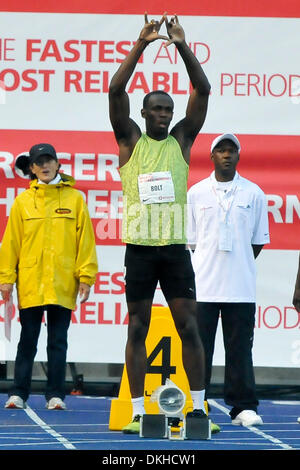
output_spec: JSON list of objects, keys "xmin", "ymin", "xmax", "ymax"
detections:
[
  {"xmin": 176, "ymin": 315, "xmax": 200, "ymax": 345},
  {"xmin": 127, "ymin": 315, "xmax": 149, "ymax": 345},
  {"xmin": 47, "ymin": 336, "xmax": 68, "ymax": 351},
  {"xmin": 19, "ymin": 327, "xmax": 40, "ymax": 350}
]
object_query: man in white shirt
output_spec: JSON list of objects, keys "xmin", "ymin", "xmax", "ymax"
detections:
[{"xmin": 187, "ymin": 133, "xmax": 270, "ymax": 427}]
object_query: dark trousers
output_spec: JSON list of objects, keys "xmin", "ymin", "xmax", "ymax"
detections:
[
  {"xmin": 197, "ymin": 302, "xmax": 258, "ymax": 419},
  {"xmin": 11, "ymin": 305, "xmax": 71, "ymax": 402}
]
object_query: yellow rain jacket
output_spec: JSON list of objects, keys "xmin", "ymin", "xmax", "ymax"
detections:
[{"xmin": 0, "ymin": 174, "xmax": 98, "ymax": 310}]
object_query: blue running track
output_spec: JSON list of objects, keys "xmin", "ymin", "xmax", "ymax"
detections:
[{"xmin": 0, "ymin": 393, "xmax": 299, "ymax": 462}]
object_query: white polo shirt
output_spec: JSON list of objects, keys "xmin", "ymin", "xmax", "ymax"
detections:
[{"xmin": 187, "ymin": 171, "xmax": 270, "ymax": 303}]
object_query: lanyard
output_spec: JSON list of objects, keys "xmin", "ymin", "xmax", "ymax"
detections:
[{"xmin": 211, "ymin": 175, "xmax": 239, "ymax": 222}]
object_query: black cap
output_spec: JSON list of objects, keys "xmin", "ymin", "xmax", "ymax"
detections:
[
  {"xmin": 29, "ymin": 143, "xmax": 57, "ymax": 163},
  {"xmin": 15, "ymin": 143, "xmax": 58, "ymax": 176}
]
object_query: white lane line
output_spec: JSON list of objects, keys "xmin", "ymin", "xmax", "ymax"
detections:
[
  {"xmin": 74, "ymin": 396, "xmax": 109, "ymax": 400},
  {"xmin": 272, "ymin": 401, "xmax": 300, "ymax": 405},
  {"xmin": 0, "ymin": 423, "xmax": 107, "ymax": 428},
  {"xmin": 209, "ymin": 399, "xmax": 293, "ymax": 450},
  {"xmin": 0, "ymin": 441, "xmax": 72, "ymax": 448},
  {"xmin": 24, "ymin": 406, "xmax": 76, "ymax": 450}
]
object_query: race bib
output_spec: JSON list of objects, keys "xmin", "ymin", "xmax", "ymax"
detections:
[{"xmin": 138, "ymin": 171, "xmax": 175, "ymax": 204}]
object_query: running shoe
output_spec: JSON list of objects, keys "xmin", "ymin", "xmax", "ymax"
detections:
[
  {"xmin": 232, "ymin": 410, "xmax": 263, "ymax": 426},
  {"xmin": 5, "ymin": 395, "xmax": 26, "ymax": 409},
  {"xmin": 122, "ymin": 415, "xmax": 141, "ymax": 434},
  {"xmin": 187, "ymin": 409, "xmax": 221, "ymax": 433},
  {"xmin": 46, "ymin": 397, "xmax": 67, "ymax": 410}
]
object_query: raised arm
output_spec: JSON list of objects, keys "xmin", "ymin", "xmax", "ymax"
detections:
[
  {"xmin": 109, "ymin": 13, "xmax": 168, "ymax": 167},
  {"xmin": 165, "ymin": 16, "xmax": 211, "ymax": 162}
]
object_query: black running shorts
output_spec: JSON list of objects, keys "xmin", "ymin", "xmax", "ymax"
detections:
[{"xmin": 124, "ymin": 244, "xmax": 196, "ymax": 303}]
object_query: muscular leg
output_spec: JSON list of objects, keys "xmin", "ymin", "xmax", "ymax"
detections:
[
  {"xmin": 125, "ymin": 299, "xmax": 153, "ymax": 398},
  {"xmin": 168, "ymin": 297, "xmax": 205, "ymax": 390}
]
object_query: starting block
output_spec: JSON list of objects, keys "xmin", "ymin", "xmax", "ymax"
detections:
[
  {"xmin": 139, "ymin": 412, "xmax": 211, "ymax": 440},
  {"xmin": 140, "ymin": 414, "xmax": 168, "ymax": 438},
  {"xmin": 185, "ymin": 413, "xmax": 211, "ymax": 440}
]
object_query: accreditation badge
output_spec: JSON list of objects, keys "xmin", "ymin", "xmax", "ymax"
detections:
[{"xmin": 218, "ymin": 221, "xmax": 232, "ymax": 251}]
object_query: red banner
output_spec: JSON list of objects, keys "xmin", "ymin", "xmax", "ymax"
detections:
[
  {"xmin": 1, "ymin": 0, "xmax": 299, "ymax": 18},
  {"xmin": 0, "ymin": 130, "xmax": 299, "ymax": 250}
]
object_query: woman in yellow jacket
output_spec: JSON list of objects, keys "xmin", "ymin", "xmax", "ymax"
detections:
[{"xmin": 0, "ymin": 143, "xmax": 98, "ymax": 410}]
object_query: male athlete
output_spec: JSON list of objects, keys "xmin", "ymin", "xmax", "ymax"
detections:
[{"xmin": 109, "ymin": 13, "xmax": 215, "ymax": 434}]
